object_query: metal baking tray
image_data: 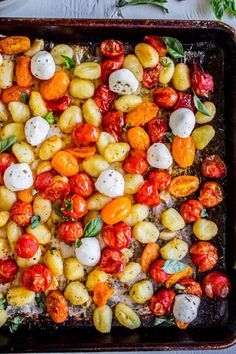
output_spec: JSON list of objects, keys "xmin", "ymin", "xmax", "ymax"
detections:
[{"xmin": 0, "ymin": 18, "xmax": 235, "ymax": 352}]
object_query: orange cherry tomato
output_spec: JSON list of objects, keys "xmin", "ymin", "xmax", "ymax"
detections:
[
  {"xmin": 72, "ymin": 123, "xmax": 100, "ymax": 147},
  {"xmin": 177, "ymin": 278, "xmax": 202, "ymax": 298},
  {"xmin": 64, "ymin": 145, "xmax": 96, "ymax": 158},
  {"xmin": 93, "ymin": 282, "xmax": 113, "ymax": 307},
  {"xmin": 168, "ymin": 175, "xmax": 199, "ymax": 198},
  {"xmin": 51, "ymin": 151, "xmax": 79, "ymax": 177},
  {"xmin": 22, "ymin": 264, "xmax": 53, "ymax": 292},
  {"xmin": 10, "ymin": 200, "xmax": 33, "ymax": 227},
  {"xmin": 172, "ymin": 136, "xmax": 195, "ymax": 168},
  {"xmin": 140, "ymin": 243, "xmax": 160, "ymax": 273},
  {"xmin": 17, "ymin": 187, "xmax": 34, "ymax": 204},
  {"xmin": 58, "ymin": 221, "xmax": 83, "ymax": 243},
  {"xmin": 127, "ymin": 127, "xmax": 150, "ymax": 150},
  {"xmin": 15, "ymin": 233, "xmax": 39, "ymax": 259},
  {"xmin": 125, "ymin": 100, "xmax": 159, "ymax": 127},
  {"xmin": 180, "ymin": 199, "xmax": 203, "ymax": 223},
  {"xmin": 69, "ymin": 172, "xmax": 94, "ymax": 197},
  {"xmin": 190, "ymin": 241, "xmax": 218, "ymax": 272},
  {"xmin": 39, "ymin": 71, "xmax": 70, "ymax": 100},
  {"xmin": 1, "ymin": 85, "xmax": 31, "ymax": 104},
  {"xmin": 148, "ymin": 289, "xmax": 175, "ymax": 316},
  {"xmin": 175, "ymin": 320, "xmax": 189, "ymax": 329},
  {"xmin": 198, "ymin": 181, "xmax": 223, "ymax": 208},
  {"xmin": 15, "ymin": 56, "xmax": 33, "ymax": 87},
  {"xmin": 101, "ymin": 197, "xmax": 131, "ymax": 225},
  {"xmin": 123, "ymin": 149, "xmax": 148, "ymax": 175},
  {"xmin": 46, "ymin": 290, "xmax": 69, "ymax": 324}
]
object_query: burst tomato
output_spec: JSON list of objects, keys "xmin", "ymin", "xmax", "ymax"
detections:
[
  {"xmin": 190, "ymin": 241, "xmax": 218, "ymax": 272},
  {"xmin": 135, "ymin": 180, "xmax": 160, "ymax": 207},
  {"xmin": 15, "ymin": 233, "xmax": 39, "ymax": 259},
  {"xmin": 10, "ymin": 200, "xmax": 33, "ymax": 227},
  {"xmin": 146, "ymin": 118, "xmax": 168, "ymax": 143},
  {"xmin": 100, "ymin": 55, "xmax": 124, "ymax": 82},
  {"xmin": 0, "ymin": 153, "xmax": 16, "ymax": 184},
  {"xmin": 1, "ymin": 85, "xmax": 31, "ymax": 104},
  {"xmin": 0, "ymin": 258, "xmax": 18, "ymax": 284},
  {"xmin": 123, "ymin": 149, "xmax": 148, "ymax": 175},
  {"xmin": 148, "ymin": 170, "xmax": 171, "ymax": 191},
  {"xmin": 149, "ymin": 259, "xmax": 170, "ymax": 283},
  {"xmin": 202, "ymin": 270, "xmax": 231, "ymax": 299},
  {"xmin": 46, "ymin": 290, "xmax": 69, "ymax": 324},
  {"xmin": 177, "ymin": 278, "xmax": 202, "ymax": 297},
  {"xmin": 169, "ymin": 176, "xmax": 199, "ymax": 198},
  {"xmin": 22, "ymin": 264, "xmax": 53, "ymax": 292},
  {"xmin": 35, "ymin": 171, "xmax": 54, "ymax": 193},
  {"xmin": 153, "ymin": 87, "xmax": 178, "ymax": 109},
  {"xmin": 180, "ymin": 200, "xmax": 204, "ymax": 223},
  {"xmin": 69, "ymin": 172, "xmax": 94, "ymax": 197},
  {"xmin": 201, "ymin": 155, "xmax": 227, "ymax": 178},
  {"xmin": 140, "ymin": 243, "xmax": 160, "ymax": 273},
  {"xmin": 99, "ymin": 247, "xmax": 125, "ymax": 274},
  {"xmin": 72, "ymin": 123, "xmax": 100, "ymax": 146},
  {"xmin": 199, "ymin": 181, "xmax": 223, "ymax": 208},
  {"xmin": 65, "ymin": 145, "xmax": 96, "ymax": 159},
  {"xmin": 60, "ymin": 194, "xmax": 87, "ymax": 220},
  {"xmin": 58, "ymin": 221, "xmax": 83, "ymax": 243},
  {"xmin": 45, "ymin": 95, "xmax": 71, "ymax": 112},
  {"xmin": 142, "ymin": 64, "xmax": 161, "ymax": 89},
  {"xmin": 102, "ymin": 110, "xmax": 124, "ymax": 140},
  {"xmin": 173, "ymin": 92, "xmax": 195, "ymax": 112},
  {"xmin": 41, "ymin": 179, "xmax": 70, "ymax": 202},
  {"xmin": 148, "ymin": 289, "xmax": 175, "ymax": 316},
  {"xmin": 144, "ymin": 35, "xmax": 167, "ymax": 56},
  {"xmin": 100, "ymin": 39, "xmax": 124, "ymax": 57},
  {"xmin": 101, "ymin": 221, "xmax": 132, "ymax": 250},
  {"xmin": 93, "ymin": 85, "xmax": 116, "ymax": 113},
  {"xmin": 191, "ymin": 63, "xmax": 214, "ymax": 98}
]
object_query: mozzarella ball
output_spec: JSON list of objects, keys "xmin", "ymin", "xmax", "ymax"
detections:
[
  {"xmin": 109, "ymin": 68, "xmax": 139, "ymax": 95},
  {"xmin": 169, "ymin": 108, "xmax": 195, "ymax": 138},
  {"xmin": 25, "ymin": 116, "xmax": 50, "ymax": 146},
  {"xmin": 95, "ymin": 170, "xmax": 124, "ymax": 198},
  {"xmin": 147, "ymin": 143, "xmax": 173, "ymax": 169},
  {"xmin": 75, "ymin": 238, "xmax": 101, "ymax": 267},
  {"xmin": 31, "ymin": 51, "xmax": 55, "ymax": 80},
  {"xmin": 173, "ymin": 294, "xmax": 200, "ymax": 323},
  {"xmin": 4, "ymin": 163, "xmax": 33, "ymax": 192}
]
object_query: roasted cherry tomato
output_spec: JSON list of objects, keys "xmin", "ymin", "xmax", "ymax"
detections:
[
  {"xmin": 198, "ymin": 181, "xmax": 223, "ymax": 208},
  {"xmin": 148, "ymin": 170, "xmax": 171, "ymax": 191},
  {"xmin": 69, "ymin": 172, "xmax": 94, "ymax": 197},
  {"xmin": 140, "ymin": 243, "xmax": 160, "ymax": 273},
  {"xmin": 101, "ymin": 55, "xmax": 124, "ymax": 82},
  {"xmin": 65, "ymin": 145, "xmax": 96, "ymax": 159},
  {"xmin": 41, "ymin": 179, "xmax": 70, "ymax": 202},
  {"xmin": 148, "ymin": 289, "xmax": 175, "ymax": 316},
  {"xmin": 126, "ymin": 100, "xmax": 159, "ymax": 127},
  {"xmin": 35, "ymin": 171, "xmax": 54, "ymax": 194},
  {"xmin": 0, "ymin": 258, "xmax": 18, "ymax": 284},
  {"xmin": 45, "ymin": 95, "xmax": 71, "ymax": 112},
  {"xmin": 72, "ymin": 123, "xmax": 100, "ymax": 146},
  {"xmin": 46, "ymin": 290, "xmax": 69, "ymax": 324},
  {"xmin": 99, "ymin": 247, "xmax": 125, "ymax": 274},
  {"xmin": 93, "ymin": 85, "xmax": 116, "ymax": 113},
  {"xmin": 58, "ymin": 221, "xmax": 83, "ymax": 243},
  {"xmin": 22, "ymin": 264, "xmax": 53, "ymax": 292},
  {"xmin": 10, "ymin": 200, "xmax": 33, "ymax": 227},
  {"xmin": 202, "ymin": 270, "xmax": 231, "ymax": 299},
  {"xmin": 172, "ymin": 136, "xmax": 195, "ymax": 168},
  {"xmin": 149, "ymin": 259, "xmax": 170, "ymax": 283},
  {"xmin": 123, "ymin": 149, "xmax": 148, "ymax": 175},
  {"xmin": 51, "ymin": 151, "xmax": 79, "ymax": 177},
  {"xmin": 101, "ymin": 197, "xmax": 131, "ymax": 225},
  {"xmin": 135, "ymin": 180, "xmax": 160, "ymax": 207},
  {"xmin": 142, "ymin": 64, "xmax": 161, "ymax": 89},
  {"xmin": 127, "ymin": 127, "xmax": 150, "ymax": 150},
  {"xmin": 15, "ymin": 55, "xmax": 33, "ymax": 87},
  {"xmin": 146, "ymin": 118, "xmax": 168, "ymax": 144},
  {"xmin": 100, "ymin": 39, "xmax": 124, "ymax": 58},
  {"xmin": 177, "ymin": 278, "xmax": 202, "ymax": 298},
  {"xmin": 173, "ymin": 92, "xmax": 195, "ymax": 112},
  {"xmin": 102, "ymin": 110, "xmax": 124, "ymax": 140},
  {"xmin": 191, "ymin": 63, "xmax": 214, "ymax": 98},
  {"xmin": 190, "ymin": 241, "xmax": 218, "ymax": 272},
  {"xmin": 153, "ymin": 87, "xmax": 178, "ymax": 109},
  {"xmin": 60, "ymin": 194, "xmax": 87, "ymax": 220},
  {"xmin": 0, "ymin": 153, "xmax": 17, "ymax": 184},
  {"xmin": 144, "ymin": 35, "xmax": 167, "ymax": 56},
  {"xmin": 101, "ymin": 221, "xmax": 132, "ymax": 250},
  {"xmin": 201, "ymin": 155, "xmax": 227, "ymax": 178},
  {"xmin": 15, "ymin": 233, "xmax": 39, "ymax": 259},
  {"xmin": 169, "ymin": 176, "xmax": 199, "ymax": 198},
  {"xmin": 180, "ymin": 200, "xmax": 204, "ymax": 223},
  {"xmin": 1, "ymin": 85, "xmax": 31, "ymax": 104}
]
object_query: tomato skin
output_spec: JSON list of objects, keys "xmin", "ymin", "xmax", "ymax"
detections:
[
  {"xmin": 102, "ymin": 110, "xmax": 124, "ymax": 140},
  {"xmin": 142, "ymin": 64, "xmax": 161, "ymax": 89},
  {"xmin": 65, "ymin": 145, "xmax": 96, "ymax": 159},
  {"xmin": 199, "ymin": 181, "xmax": 223, "ymax": 208},
  {"xmin": 93, "ymin": 85, "xmax": 116, "ymax": 113},
  {"xmin": 201, "ymin": 155, "xmax": 227, "ymax": 178},
  {"xmin": 172, "ymin": 136, "xmax": 195, "ymax": 168},
  {"xmin": 190, "ymin": 241, "xmax": 218, "ymax": 272},
  {"xmin": 148, "ymin": 170, "xmax": 171, "ymax": 191},
  {"xmin": 149, "ymin": 259, "xmax": 170, "ymax": 283},
  {"xmin": 178, "ymin": 278, "xmax": 202, "ymax": 298},
  {"xmin": 180, "ymin": 200, "xmax": 204, "ymax": 223},
  {"xmin": 0, "ymin": 257, "xmax": 18, "ymax": 284},
  {"xmin": 135, "ymin": 180, "xmax": 160, "ymax": 207},
  {"xmin": 99, "ymin": 247, "xmax": 125, "ymax": 274},
  {"xmin": 101, "ymin": 55, "xmax": 124, "ymax": 82},
  {"xmin": 46, "ymin": 290, "xmax": 69, "ymax": 324},
  {"xmin": 123, "ymin": 149, "xmax": 148, "ymax": 175},
  {"xmin": 0, "ymin": 153, "xmax": 17, "ymax": 184},
  {"xmin": 191, "ymin": 64, "xmax": 214, "ymax": 98},
  {"xmin": 58, "ymin": 221, "xmax": 83, "ymax": 243},
  {"xmin": 140, "ymin": 243, "xmax": 160, "ymax": 273},
  {"xmin": 154, "ymin": 87, "xmax": 178, "ymax": 109},
  {"xmin": 100, "ymin": 39, "xmax": 124, "ymax": 58},
  {"xmin": 45, "ymin": 95, "xmax": 71, "ymax": 112},
  {"xmin": 146, "ymin": 118, "xmax": 168, "ymax": 144},
  {"xmin": 69, "ymin": 172, "xmax": 94, "ymax": 197},
  {"xmin": 22, "ymin": 264, "xmax": 53, "ymax": 292},
  {"xmin": 169, "ymin": 176, "xmax": 199, "ymax": 198},
  {"xmin": 144, "ymin": 35, "xmax": 167, "ymax": 56},
  {"xmin": 10, "ymin": 200, "xmax": 33, "ymax": 227},
  {"xmin": 35, "ymin": 171, "xmax": 54, "ymax": 194},
  {"xmin": 173, "ymin": 92, "xmax": 195, "ymax": 112},
  {"xmin": 202, "ymin": 270, "xmax": 231, "ymax": 299},
  {"xmin": 15, "ymin": 233, "xmax": 39, "ymax": 259},
  {"xmin": 61, "ymin": 194, "xmax": 87, "ymax": 220},
  {"xmin": 101, "ymin": 197, "xmax": 131, "ymax": 225},
  {"xmin": 1, "ymin": 85, "xmax": 31, "ymax": 104},
  {"xmin": 148, "ymin": 289, "xmax": 175, "ymax": 316},
  {"xmin": 72, "ymin": 123, "xmax": 100, "ymax": 146},
  {"xmin": 101, "ymin": 221, "xmax": 132, "ymax": 250},
  {"xmin": 41, "ymin": 179, "xmax": 70, "ymax": 202}
]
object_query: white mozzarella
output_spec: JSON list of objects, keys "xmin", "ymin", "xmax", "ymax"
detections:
[
  {"xmin": 46, "ymin": 124, "xmax": 64, "ymax": 138},
  {"xmin": 169, "ymin": 108, "xmax": 195, "ymax": 138},
  {"xmin": 147, "ymin": 143, "xmax": 173, "ymax": 169},
  {"xmin": 25, "ymin": 116, "xmax": 50, "ymax": 146},
  {"xmin": 95, "ymin": 170, "xmax": 124, "ymax": 198},
  {"xmin": 173, "ymin": 294, "xmax": 200, "ymax": 323},
  {"xmin": 108, "ymin": 68, "xmax": 139, "ymax": 95},
  {"xmin": 4, "ymin": 163, "xmax": 33, "ymax": 192},
  {"xmin": 75, "ymin": 238, "xmax": 101, "ymax": 267},
  {"xmin": 31, "ymin": 51, "xmax": 55, "ymax": 80}
]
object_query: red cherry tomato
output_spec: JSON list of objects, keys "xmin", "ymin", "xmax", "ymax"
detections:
[
  {"xmin": 148, "ymin": 170, "xmax": 171, "ymax": 191},
  {"xmin": 173, "ymin": 92, "xmax": 195, "ymax": 112},
  {"xmin": 202, "ymin": 270, "xmax": 231, "ymax": 299},
  {"xmin": 142, "ymin": 64, "xmax": 161, "ymax": 89},
  {"xmin": 0, "ymin": 153, "xmax": 16, "ymax": 184},
  {"xmin": 93, "ymin": 85, "xmax": 116, "ymax": 113},
  {"xmin": 72, "ymin": 123, "xmax": 100, "ymax": 147},
  {"xmin": 144, "ymin": 35, "xmax": 167, "ymax": 56},
  {"xmin": 101, "ymin": 222, "xmax": 132, "ymax": 250},
  {"xmin": 201, "ymin": 155, "xmax": 227, "ymax": 178},
  {"xmin": 102, "ymin": 110, "xmax": 124, "ymax": 140},
  {"xmin": 191, "ymin": 64, "xmax": 214, "ymax": 98},
  {"xmin": 100, "ymin": 39, "xmax": 124, "ymax": 58},
  {"xmin": 69, "ymin": 172, "xmax": 94, "ymax": 197},
  {"xmin": 190, "ymin": 241, "xmax": 218, "ymax": 272},
  {"xmin": 60, "ymin": 194, "xmax": 87, "ymax": 220},
  {"xmin": 148, "ymin": 289, "xmax": 175, "ymax": 316},
  {"xmin": 153, "ymin": 87, "xmax": 178, "ymax": 109},
  {"xmin": 45, "ymin": 95, "xmax": 71, "ymax": 112},
  {"xmin": 41, "ymin": 179, "xmax": 70, "ymax": 202},
  {"xmin": 135, "ymin": 180, "xmax": 160, "ymax": 207},
  {"xmin": 146, "ymin": 118, "xmax": 168, "ymax": 144},
  {"xmin": 35, "ymin": 171, "xmax": 54, "ymax": 193},
  {"xmin": 58, "ymin": 221, "xmax": 83, "ymax": 243},
  {"xmin": 123, "ymin": 149, "xmax": 148, "ymax": 175},
  {"xmin": 199, "ymin": 181, "xmax": 224, "ymax": 208},
  {"xmin": 180, "ymin": 200, "xmax": 204, "ymax": 223},
  {"xmin": 101, "ymin": 55, "xmax": 124, "ymax": 82},
  {"xmin": 0, "ymin": 258, "xmax": 18, "ymax": 284},
  {"xmin": 177, "ymin": 278, "xmax": 202, "ymax": 297},
  {"xmin": 149, "ymin": 259, "xmax": 170, "ymax": 283},
  {"xmin": 22, "ymin": 264, "xmax": 53, "ymax": 292},
  {"xmin": 10, "ymin": 200, "xmax": 33, "ymax": 227},
  {"xmin": 15, "ymin": 233, "xmax": 39, "ymax": 259},
  {"xmin": 99, "ymin": 247, "xmax": 125, "ymax": 274}
]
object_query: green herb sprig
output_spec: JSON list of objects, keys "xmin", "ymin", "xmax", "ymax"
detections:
[
  {"xmin": 0, "ymin": 136, "xmax": 17, "ymax": 153},
  {"xmin": 61, "ymin": 55, "xmax": 75, "ymax": 69},
  {"xmin": 117, "ymin": 0, "xmax": 169, "ymax": 13}
]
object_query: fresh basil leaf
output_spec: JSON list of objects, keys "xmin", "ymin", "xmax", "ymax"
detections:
[
  {"xmin": 117, "ymin": 0, "xmax": 169, "ymax": 12},
  {"xmin": 193, "ymin": 94, "xmax": 211, "ymax": 116},
  {"xmin": 75, "ymin": 239, "xmax": 82, "ymax": 248},
  {"xmin": 201, "ymin": 208, "xmax": 208, "ymax": 218},
  {"xmin": 164, "ymin": 131, "xmax": 175, "ymax": 143},
  {"xmin": 212, "ymin": 0, "xmax": 236, "ymax": 20},
  {"xmin": 163, "ymin": 36, "xmax": 184, "ymax": 59},
  {"xmin": 226, "ymin": 0, "xmax": 236, "ymax": 16},
  {"xmin": 84, "ymin": 216, "xmax": 103, "ymax": 238},
  {"xmin": 35, "ymin": 292, "xmax": 46, "ymax": 310},
  {"xmin": 163, "ymin": 259, "xmax": 188, "ymax": 274},
  {"xmin": 0, "ymin": 135, "xmax": 17, "ymax": 153},
  {"xmin": 153, "ymin": 316, "xmax": 174, "ymax": 326},
  {"xmin": 45, "ymin": 112, "xmax": 55, "ymax": 125},
  {"xmin": 8, "ymin": 315, "xmax": 24, "ymax": 333},
  {"xmin": 123, "ymin": 122, "xmax": 132, "ymax": 132},
  {"xmin": 174, "ymin": 283, "xmax": 186, "ymax": 291},
  {"xmin": 21, "ymin": 93, "xmax": 29, "ymax": 104},
  {"xmin": 0, "ymin": 298, "xmax": 7, "ymax": 310},
  {"xmin": 61, "ymin": 55, "xmax": 75, "ymax": 69},
  {"xmin": 31, "ymin": 215, "xmax": 41, "ymax": 229}
]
